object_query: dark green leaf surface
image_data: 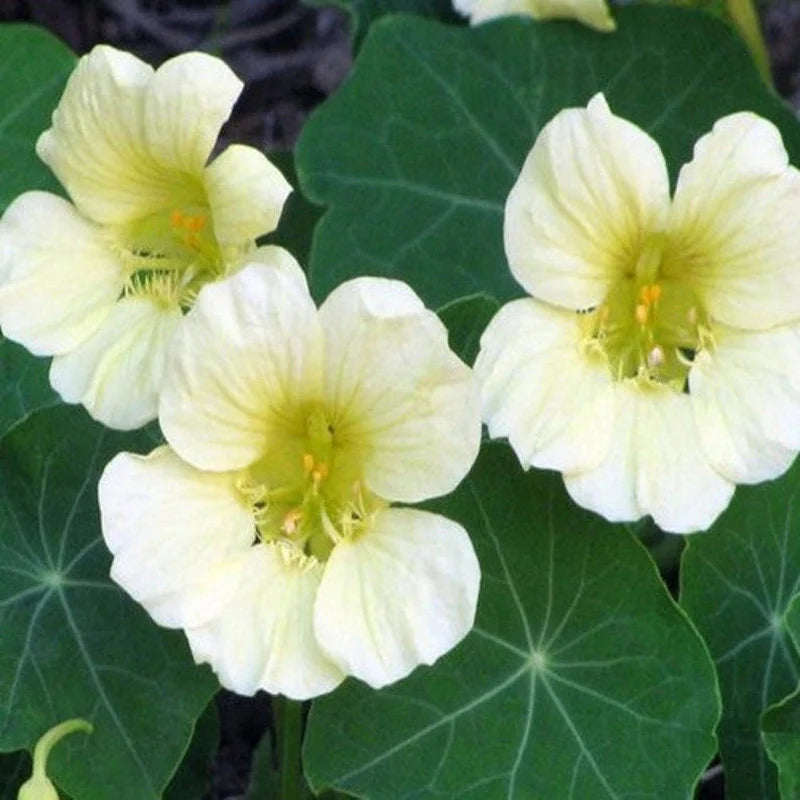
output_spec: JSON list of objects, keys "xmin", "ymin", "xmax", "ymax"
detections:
[
  {"xmin": 163, "ymin": 699, "xmax": 219, "ymax": 800},
  {"xmin": 0, "ymin": 751, "xmax": 30, "ymax": 799},
  {"xmin": 438, "ymin": 293, "xmax": 499, "ymax": 365},
  {"xmin": 304, "ymin": 444, "xmax": 720, "ymax": 799},
  {"xmin": 296, "ymin": 8, "xmax": 800, "ymax": 308},
  {"xmin": 0, "ymin": 24, "xmax": 73, "ymax": 213},
  {"xmin": 0, "ymin": 406, "xmax": 217, "ymax": 800},
  {"xmin": 681, "ymin": 469, "xmax": 800, "ymax": 800},
  {"xmin": 762, "ymin": 595, "xmax": 800, "ymax": 800},
  {"xmin": 0, "ymin": 337, "xmax": 60, "ymax": 441}
]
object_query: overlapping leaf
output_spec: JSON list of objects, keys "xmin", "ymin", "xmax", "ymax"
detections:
[
  {"xmin": 438, "ymin": 293, "xmax": 499, "ymax": 365},
  {"xmin": 0, "ymin": 24, "xmax": 73, "ymax": 212},
  {"xmin": 762, "ymin": 595, "xmax": 800, "ymax": 800},
  {"xmin": 305, "ymin": 444, "xmax": 720, "ymax": 799},
  {"xmin": 0, "ymin": 406, "xmax": 216, "ymax": 800},
  {"xmin": 296, "ymin": 8, "xmax": 800, "ymax": 308},
  {"xmin": 681, "ymin": 469, "xmax": 800, "ymax": 800}
]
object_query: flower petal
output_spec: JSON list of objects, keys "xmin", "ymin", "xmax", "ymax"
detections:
[
  {"xmin": 666, "ymin": 113, "xmax": 800, "ymax": 329},
  {"xmin": 505, "ymin": 93, "xmax": 669, "ymax": 309},
  {"xmin": 143, "ymin": 52, "xmax": 242, "ymax": 175},
  {"xmin": 318, "ymin": 277, "xmax": 480, "ymax": 503},
  {"xmin": 160, "ymin": 257, "xmax": 323, "ymax": 472},
  {"xmin": 690, "ymin": 323, "xmax": 800, "ymax": 484},
  {"xmin": 564, "ymin": 381, "xmax": 734, "ymax": 533},
  {"xmin": 475, "ymin": 297, "xmax": 614, "ymax": 473},
  {"xmin": 185, "ymin": 544, "xmax": 345, "ymax": 699},
  {"xmin": 0, "ymin": 192, "xmax": 125, "ymax": 355},
  {"xmin": 98, "ymin": 446, "xmax": 254, "ymax": 628},
  {"xmin": 35, "ymin": 45, "xmax": 199, "ymax": 226},
  {"xmin": 50, "ymin": 295, "xmax": 182, "ymax": 430},
  {"xmin": 205, "ymin": 144, "xmax": 292, "ymax": 246},
  {"xmin": 314, "ymin": 508, "xmax": 479, "ymax": 688},
  {"xmin": 458, "ymin": 0, "xmax": 614, "ymax": 30}
]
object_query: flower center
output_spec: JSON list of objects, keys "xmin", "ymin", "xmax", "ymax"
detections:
[
  {"xmin": 237, "ymin": 406, "xmax": 385, "ymax": 562},
  {"xmin": 115, "ymin": 205, "xmax": 225, "ymax": 309},
  {"xmin": 579, "ymin": 237, "xmax": 711, "ymax": 390}
]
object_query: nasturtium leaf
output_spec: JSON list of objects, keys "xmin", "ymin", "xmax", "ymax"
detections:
[
  {"xmin": 296, "ymin": 8, "xmax": 800, "ymax": 308},
  {"xmin": 0, "ymin": 337, "xmax": 60, "ymax": 442},
  {"xmin": 304, "ymin": 443, "xmax": 720, "ymax": 799},
  {"xmin": 0, "ymin": 406, "xmax": 217, "ymax": 800},
  {"xmin": 0, "ymin": 24, "xmax": 74, "ymax": 213},
  {"xmin": 681, "ymin": 468, "xmax": 800, "ymax": 800},
  {"xmin": 163, "ymin": 699, "xmax": 219, "ymax": 800},
  {"xmin": 761, "ymin": 595, "xmax": 800, "ymax": 800},
  {"xmin": 438, "ymin": 293, "xmax": 499, "ymax": 365},
  {"xmin": 304, "ymin": 0, "xmax": 460, "ymax": 48}
]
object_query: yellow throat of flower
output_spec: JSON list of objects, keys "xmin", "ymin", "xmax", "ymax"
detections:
[
  {"xmin": 580, "ymin": 236, "xmax": 712, "ymax": 390},
  {"xmin": 115, "ymin": 202, "xmax": 226, "ymax": 309},
  {"xmin": 237, "ymin": 406, "xmax": 386, "ymax": 562}
]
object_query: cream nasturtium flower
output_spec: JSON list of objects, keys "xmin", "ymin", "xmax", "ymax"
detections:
[
  {"xmin": 452, "ymin": 0, "xmax": 614, "ymax": 31},
  {"xmin": 0, "ymin": 45, "xmax": 290, "ymax": 430},
  {"xmin": 476, "ymin": 93, "xmax": 800, "ymax": 533},
  {"xmin": 98, "ymin": 260, "xmax": 481, "ymax": 699}
]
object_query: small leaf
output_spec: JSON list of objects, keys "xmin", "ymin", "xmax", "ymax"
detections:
[
  {"xmin": 296, "ymin": 8, "xmax": 800, "ymax": 308},
  {"xmin": 681, "ymin": 468, "xmax": 800, "ymax": 800},
  {"xmin": 0, "ymin": 24, "xmax": 74, "ymax": 213},
  {"xmin": 438, "ymin": 293, "xmax": 499, "ymax": 365},
  {"xmin": 761, "ymin": 595, "xmax": 800, "ymax": 800},
  {"xmin": 0, "ymin": 406, "xmax": 217, "ymax": 800},
  {"xmin": 304, "ymin": 443, "xmax": 720, "ymax": 799}
]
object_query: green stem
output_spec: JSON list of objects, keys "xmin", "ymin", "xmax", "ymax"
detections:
[
  {"xmin": 277, "ymin": 697, "xmax": 304, "ymax": 800},
  {"xmin": 725, "ymin": 0, "xmax": 772, "ymax": 85}
]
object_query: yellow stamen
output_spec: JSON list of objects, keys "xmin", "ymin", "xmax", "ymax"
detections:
[
  {"xmin": 302, "ymin": 453, "xmax": 315, "ymax": 474},
  {"xmin": 635, "ymin": 304, "xmax": 648, "ymax": 325},
  {"xmin": 282, "ymin": 508, "xmax": 303, "ymax": 535},
  {"xmin": 169, "ymin": 209, "xmax": 184, "ymax": 228}
]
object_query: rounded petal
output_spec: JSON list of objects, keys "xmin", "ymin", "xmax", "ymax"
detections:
[
  {"xmin": 314, "ymin": 508, "xmax": 480, "ymax": 688},
  {"xmin": 689, "ymin": 323, "xmax": 800, "ymax": 484},
  {"xmin": 505, "ymin": 93, "xmax": 669, "ymax": 309},
  {"xmin": 143, "ymin": 52, "xmax": 242, "ymax": 175},
  {"xmin": 319, "ymin": 277, "xmax": 480, "ymax": 503},
  {"xmin": 475, "ymin": 298, "xmax": 614, "ymax": 473},
  {"xmin": 98, "ymin": 446, "xmax": 254, "ymax": 629},
  {"xmin": 0, "ymin": 192, "xmax": 125, "ymax": 355},
  {"xmin": 564, "ymin": 381, "xmax": 734, "ymax": 534},
  {"xmin": 34, "ymin": 45, "xmax": 195, "ymax": 226},
  {"xmin": 185, "ymin": 544, "xmax": 345, "ymax": 699},
  {"xmin": 205, "ymin": 144, "xmax": 292, "ymax": 246},
  {"xmin": 160, "ymin": 258, "xmax": 323, "ymax": 472},
  {"xmin": 666, "ymin": 113, "xmax": 800, "ymax": 329},
  {"xmin": 50, "ymin": 296, "xmax": 182, "ymax": 430},
  {"xmin": 460, "ymin": 0, "xmax": 614, "ymax": 30}
]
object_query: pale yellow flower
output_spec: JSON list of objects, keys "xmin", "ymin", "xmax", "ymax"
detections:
[
  {"xmin": 0, "ymin": 45, "xmax": 290, "ymax": 429},
  {"xmin": 99, "ymin": 260, "xmax": 481, "ymax": 698},
  {"xmin": 476, "ymin": 94, "xmax": 800, "ymax": 533},
  {"xmin": 452, "ymin": 0, "xmax": 614, "ymax": 31}
]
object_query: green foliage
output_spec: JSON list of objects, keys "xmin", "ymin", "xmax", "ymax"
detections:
[
  {"xmin": 163, "ymin": 700, "xmax": 220, "ymax": 800},
  {"xmin": 0, "ymin": 751, "xmax": 31, "ymax": 799},
  {"xmin": 438, "ymin": 293, "xmax": 499, "ymax": 365},
  {"xmin": 681, "ymin": 468, "xmax": 800, "ymax": 800},
  {"xmin": 0, "ymin": 25, "xmax": 73, "ymax": 213},
  {"xmin": 761, "ymin": 595, "xmax": 800, "ymax": 800},
  {"xmin": 296, "ymin": 7, "xmax": 800, "ymax": 309},
  {"xmin": 0, "ymin": 407, "xmax": 217, "ymax": 800},
  {"xmin": 304, "ymin": 443, "xmax": 720, "ymax": 799}
]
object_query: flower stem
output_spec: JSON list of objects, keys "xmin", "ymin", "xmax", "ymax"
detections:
[
  {"xmin": 725, "ymin": 0, "xmax": 771, "ymax": 85},
  {"xmin": 277, "ymin": 697, "xmax": 305, "ymax": 800}
]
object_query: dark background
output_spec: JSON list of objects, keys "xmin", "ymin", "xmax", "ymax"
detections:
[{"xmin": 0, "ymin": 1, "xmax": 797, "ymax": 797}]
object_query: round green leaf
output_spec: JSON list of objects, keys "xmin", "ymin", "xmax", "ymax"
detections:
[
  {"xmin": 304, "ymin": 443, "xmax": 720, "ymax": 799},
  {"xmin": 0, "ymin": 24, "xmax": 74, "ymax": 213},
  {"xmin": 0, "ymin": 406, "xmax": 217, "ymax": 800},
  {"xmin": 438, "ymin": 293, "xmax": 499, "ymax": 365},
  {"xmin": 296, "ymin": 8, "xmax": 800, "ymax": 308},
  {"xmin": 681, "ymin": 469, "xmax": 800, "ymax": 800}
]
